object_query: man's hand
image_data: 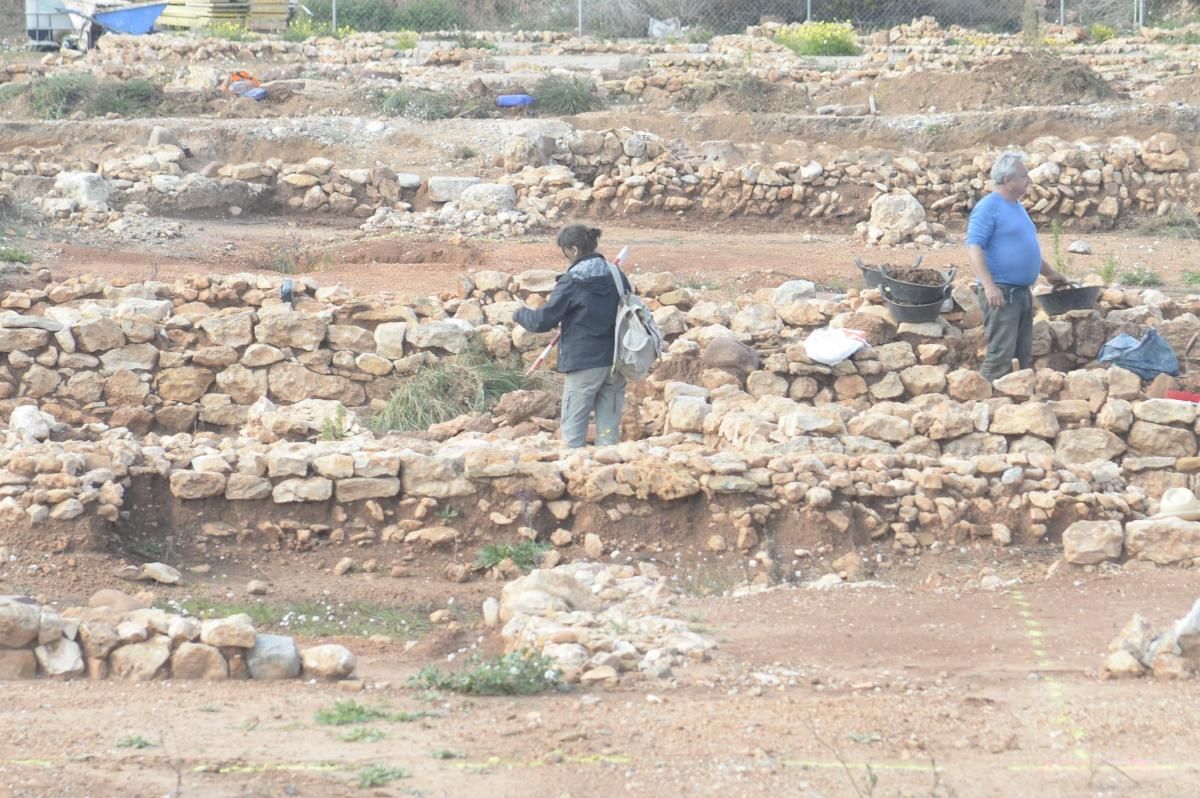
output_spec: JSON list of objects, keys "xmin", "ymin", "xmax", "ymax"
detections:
[
  {"xmin": 983, "ymin": 282, "xmax": 1006, "ymax": 308},
  {"xmin": 1041, "ymin": 262, "xmax": 1070, "ymax": 287}
]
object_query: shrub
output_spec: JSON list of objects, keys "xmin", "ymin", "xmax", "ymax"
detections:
[
  {"xmin": 687, "ymin": 27, "xmax": 714, "ymax": 44},
  {"xmin": 411, "ymin": 651, "xmax": 559, "ymax": 695},
  {"xmin": 1089, "ymin": 23, "xmax": 1115, "ymax": 43},
  {"xmin": 0, "ymin": 247, "xmax": 32, "ymax": 264},
  {"xmin": 534, "ymin": 74, "xmax": 605, "ymax": 115},
  {"xmin": 391, "ymin": 30, "xmax": 419, "ymax": 50},
  {"xmin": 775, "ymin": 22, "xmax": 860, "ymax": 56},
  {"xmin": 26, "ymin": 74, "xmax": 161, "ymax": 120},
  {"xmin": 367, "ymin": 348, "xmax": 533, "ymax": 433},
  {"xmin": 28, "ymin": 73, "xmax": 95, "ymax": 119},
  {"xmin": 476, "ymin": 541, "xmax": 549, "ymax": 572},
  {"xmin": 1119, "ymin": 266, "xmax": 1163, "ymax": 287},
  {"xmin": 282, "ymin": 15, "xmax": 354, "ymax": 41}
]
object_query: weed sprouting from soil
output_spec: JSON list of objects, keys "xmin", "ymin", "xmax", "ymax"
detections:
[
  {"xmin": 356, "ymin": 764, "xmax": 410, "ymax": 788},
  {"xmin": 376, "ymin": 88, "xmax": 453, "ymax": 120},
  {"xmin": 26, "ymin": 74, "xmax": 163, "ymax": 120},
  {"xmin": 1133, "ymin": 204, "xmax": 1200, "ymax": 240},
  {"xmin": 0, "ymin": 247, "xmax": 32, "ymax": 264},
  {"xmin": 367, "ymin": 347, "xmax": 536, "ymax": 433},
  {"xmin": 339, "ymin": 727, "xmax": 386, "ymax": 742},
  {"xmin": 318, "ymin": 701, "xmax": 391, "ymax": 725},
  {"xmin": 411, "ymin": 651, "xmax": 559, "ymax": 696},
  {"xmin": 1119, "ymin": 265, "xmax": 1163, "ymax": 287},
  {"xmin": 160, "ymin": 597, "xmax": 431, "ymax": 638},
  {"xmin": 533, "ymin": 74, "xmax": 605, "ymax": 115},
  {"xmin": 476, "ymin": 541, "xmax": 549, "ymax": 572},
  {"xmin": 116, "ymin": 735, "xmax": 154, "ymax": 749}
]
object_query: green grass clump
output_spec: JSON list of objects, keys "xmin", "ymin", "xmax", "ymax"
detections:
[
  {"xmin": 376, "ymin": 88, "xmax": 453, "ymax": 120},
  {"xmin": 1119, "ymin": 266, "xmax": 1163, "ymax": 287},
  {"xmin": 316, "ymin": 701, "xmax": 391, "ymax": 726},
  {"xmin": 367, "ymin": 348, "xmax": 534, "ymax": 433},
  {"xmin": 775, "ymin": 21, "xmax": 860, "ymax": 56},
  {"xmin": 203, "ymin": 21, "xmax": 253, "ymax": 41},
  {"xmin": 391, "ymin": 30, "xmax": 419, "ymax": 50},
  {"xmin": 115, "ymin": 735, "xmax": 154, "ymax": 749},
  {"xmin": 533, "ymin": 74, "xmax": 605, "ymax": 115},
  {"xmin": 1089, "ymin": 23, "xmax": 1115, "ymax": 43},
  {"xmin": 356, "ymin": 764, "xmax": 410, "ymax": 788},
  {"xmin": 282, "ymin": 15, "xmax": 355, "ymax": 41},
  {"xmin": 27, "ymin": 74, "xmax": 161, "ymax": 120},
  {"xmin": 476, "ymin": 541, "xmax": 549, "ymax": 572},
  {"xmin": 0, "ymin": 247, "xmax": 32, "ymax": 264},
  {"xmin": 411, "ymin": 651, "xmax": 559, "ymax": 696}
]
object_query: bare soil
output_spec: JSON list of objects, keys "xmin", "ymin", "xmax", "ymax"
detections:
[{"xmin": 4, "ymin": 559, "xmax": 1200, "ymax": 797}]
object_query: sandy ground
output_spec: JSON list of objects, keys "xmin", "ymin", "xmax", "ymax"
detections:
[{"xmin": 3, "ymin": 559, "xmax": 1199, "ymax": 798}]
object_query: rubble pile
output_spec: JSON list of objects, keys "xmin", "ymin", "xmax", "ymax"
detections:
[
  {"xmin": 498, "ymin": 562, "xmax": 716, "ymax": 683},
  {"xmin": 0, "ymin": 592, "xmax": 355, "ymax": 681}
]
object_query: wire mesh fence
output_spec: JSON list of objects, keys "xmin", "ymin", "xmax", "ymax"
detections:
[{"xmin": 300, "ymin": 0, "xmax": 1167, "ymax": 36}]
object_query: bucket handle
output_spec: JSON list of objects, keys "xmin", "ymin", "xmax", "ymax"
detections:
[{"xmin": 943, "ymin": 266, "xmax": 957, "ymax": 284}]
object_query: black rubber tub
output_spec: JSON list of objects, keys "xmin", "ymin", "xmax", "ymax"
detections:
[
  {"xmin": 880, "ymin": 264, "xmax": 956, "ymax": 305},
  {"xmin": 1035, "ymin": 284, "xmax": 1102, "ymax": 315},
  {"xmin": 882, "ymin": 284, "xmax": 951, "ymax": 324},
  {"xmin": 856, "ymin": 255, "xmax": 922, "ymax": 290}
]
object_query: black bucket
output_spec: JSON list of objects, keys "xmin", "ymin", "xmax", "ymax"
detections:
[
  {"xmin": 1035, "ymin": 284, "xmax": 1102, "ymax": 315},
  {"xmin": 880, "ymin": 263, "xmax": 956, "ymax": 305},
  {"xmin": 882, "ymin": 284, "xmax": 951, "ymax": 324},
  {"xmin": 856, "ymin": 255, "xmax": 922, "ymax": 290}
]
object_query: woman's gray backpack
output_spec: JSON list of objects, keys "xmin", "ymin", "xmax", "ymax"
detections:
[{"xmin": 606, "ymin": 260, "xmax": 663, "ymax": 380}]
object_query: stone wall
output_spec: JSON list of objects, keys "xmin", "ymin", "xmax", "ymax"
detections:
[
  {"xmin": 2, "ymin": 270, "xmax": 1200, "ymax": 569},
  {"xmin": 0, "ymin": 593, "xmax": 355, "ymax": 681}
]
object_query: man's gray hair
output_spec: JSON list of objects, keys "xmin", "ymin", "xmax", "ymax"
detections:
[{"xmin": 991, "ymin": 151, "xmax": 1028, "ymax": 185}]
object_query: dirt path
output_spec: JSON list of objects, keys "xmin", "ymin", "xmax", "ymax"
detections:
[
  {"xmin": 25, "ymin": 221, "xmax": 1200, "ymax": 298},
  {"xmin": 4, "ymin": 563, "xmax": 1198, "ymax": 798}
]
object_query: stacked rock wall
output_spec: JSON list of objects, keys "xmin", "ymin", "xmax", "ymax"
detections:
[
  {"xmin": 2, "ymin": 270, "xmax": 1200, "ymax": 569},
  {"xmin": 0, "ymin": 595, "xmax": 355, "ymax": 681}
]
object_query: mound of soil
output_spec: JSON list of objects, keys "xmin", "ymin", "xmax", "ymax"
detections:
[
  {"xmin": 885, "ymin": 266, "xmax": 948, "ymax": 286},
  {"xmin": 974, "ymin": 52, "xmax": 1117, "ymax": 106}
]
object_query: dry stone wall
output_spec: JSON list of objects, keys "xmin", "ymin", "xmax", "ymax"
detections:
[
  {"xmin": 2, "ymin": 270, "xmax": 1200, "ymax": 570},
  {"xmin": 0, "ymin": 593, "xmax": 355, "ymax": 681}
]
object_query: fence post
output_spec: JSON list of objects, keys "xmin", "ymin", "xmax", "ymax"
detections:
[
  {"xmin": 806, "ymin": 0, "xmax": 811, "ymax": 22},
  {"xmin": 332, "ymin": 0, "xmax": 337, "ymax": 31},
  {"xmin": 578, "ymin": 0, "xmax": 583, "ymax": 36},
  {"xmin": 1059, "ymin": 0, "xmax": 1064, "ymax": 25}
]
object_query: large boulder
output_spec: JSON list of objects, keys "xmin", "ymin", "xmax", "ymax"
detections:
[
  {"xmin": 458, "ymin": 183, "xmax": 517, "ymax": 213},
  {"xmin": 1054, "ymin": 428, "xmax": 1126, "ymax": 465},
  {"xmin": 868, "ymin": 190, "xmax": 925, "ymax": 235},
  {"xmin": 1125, "ymin": 518, "xmax": 1200, "ymax": 564},
  {"xmin": 1063, "ymin": 520, "xmax": 1124, "ymax": 564}
]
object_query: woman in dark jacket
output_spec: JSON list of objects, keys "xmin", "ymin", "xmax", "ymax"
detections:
[{"xmin": 515, "ymin": 224, "xmax": 630, "ymax": 448}]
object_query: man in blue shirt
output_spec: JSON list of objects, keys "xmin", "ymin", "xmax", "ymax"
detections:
[{"xmin": 966, "ymin": 151, "xmax": 1068, "ymax": 381}]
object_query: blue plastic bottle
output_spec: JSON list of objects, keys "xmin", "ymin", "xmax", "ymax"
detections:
[{"xmin": 496, "ymin": 94, "xmax": 535, "ymax": 107}]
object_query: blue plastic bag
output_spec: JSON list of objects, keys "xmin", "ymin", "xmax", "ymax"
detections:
[
  {"xmin": 1097, "ymin": 329, "xmax": 1180, "ymax": 380},
  {"xmin": 497, "ymin": 94, "xmax": 534, "ymax": 107}
]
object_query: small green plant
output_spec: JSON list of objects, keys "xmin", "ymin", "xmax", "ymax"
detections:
[
  {"xmin": 356, "ymin": 764, "xmax": 410, "ymax": 788},
  {"xmin": 435, "ymin": 504, "xmax": 460, "ymax": 520},
  {"xmin": 1050, "ymin": 218, "xmax": 1069, "ymax": 276},
  {"xmin": 1089, "ymin": 23, "xmax": 1115, "ymax": 43},
  {"xmin": 411, "ymin": 650, "xmax": 559, "ymax": 696},
  {"xmin": 722, "ymin": 71, "xmax": 778, "ymax": 113},
  {"xmin": 923, "ymin": 122, "xmax": 944, "ymax": 136},
  {"xmin": 1183, "ymin": 271, "xmax": 1200, "ymax": 286},
  {"xmin": 376, "ymin": 88, "xmax": 453, "ymax": 121},
  {"xmin": 269, "ymin": 245, "xmax": 329, "ymax": 274},
  {"xmin": 116, "ymin": 735, "xmax": 154, "ymax": 749},
  {"xmin": 775, "ymin": 21, "xmax": 860, "ymax": 56},
  {"xmin": 1119, "ymin": 266, "xmax": 1163, "ymax": 287},
  {"xmin": 0, "ymin": 247, "xmax": 32, "ymax": 264},
  {"xmin": 475, "ymin": 541, "xmax": 549, "ymax": 572},
  {"xmin": 338, "ymin": 727, "xmax": 386, "ymax": 742},
  {"xmin": 687, "ymin": 27, "xmax": 713, "ymax": 44},
  {"xmin": 431, "ymin": 748, "xmax": 464, "ymax": 759},
  {"xmin": 1100, "ymin": 253, "xmax": 1119, "ymax": 284},
  {"xmin": 390, "ymin": 30, "xmax": 419, "ymax": 50},
  {"xmin": 282, "ymin": 15, "xmax": 354, "ymax": 41},
  {"xmin": 320, "ymin": 404, "xmax": 348, "ymax": 441},
  {"xmin": 367, "ymin": 347, "xmax": 535, "ymax": 433},
  {"xmin": 533, "ymin": 74, "xmax": 605, "ymax": 115},
  {"xmin": 316, "ymin": 701, "xmax": 391, "ymax": 726},
  {"xmin": 453, "ymin": 144, "xmax": 478, "ymax": 160},
  {"xmin": 455, "ymin": 32, "xmax": 496, "ymax": 49},
  {"xmin": 203, "ymin": 21, "xmax": 254, "ymax": 42}
]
